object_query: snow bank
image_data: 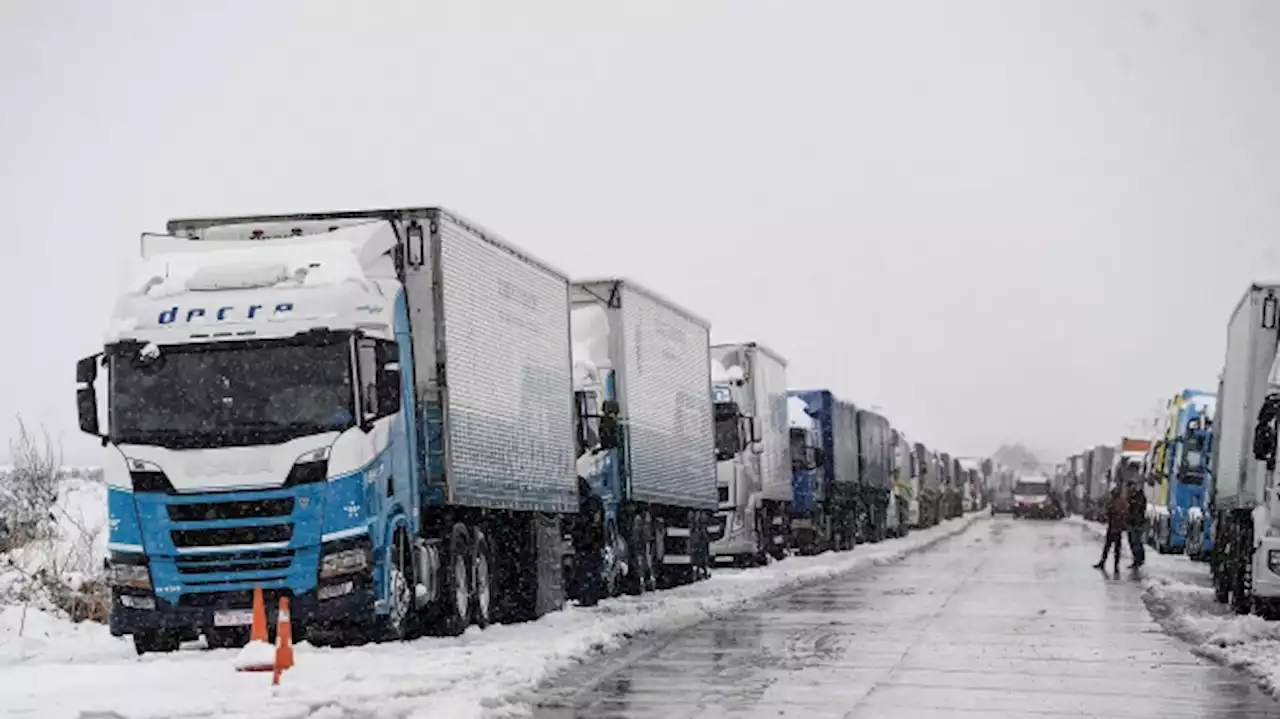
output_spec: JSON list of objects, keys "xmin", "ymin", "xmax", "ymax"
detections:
[{"xmin": 0, "ymin": 513, "xmax": 988, "ymax": 719}]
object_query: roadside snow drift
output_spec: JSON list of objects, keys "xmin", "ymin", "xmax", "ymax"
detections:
[{"xmin": 0, "ymin": 512, "xmax": 987, "ymax": 719}]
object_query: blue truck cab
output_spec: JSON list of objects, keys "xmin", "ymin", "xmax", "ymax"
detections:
[
  {"xmin": 786, "ymin": 390, "xmax": 859, "ymax": 553},
  {"xmin": 1155, "ymin": 390, "xmax": 1216, "ymax": 554}
]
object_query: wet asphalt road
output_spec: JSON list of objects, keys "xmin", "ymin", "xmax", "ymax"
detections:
[{"xmin": 531, "ymin": 516, "xmax": 1280, "ymax": 718}]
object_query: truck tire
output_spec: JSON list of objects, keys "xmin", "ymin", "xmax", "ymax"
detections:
[
  {"xmin": 133, "ymin": 631, "xmax": 180, "ymax": 655},
  {"xmin": 471, "ymin": 529, "xmax": 494, "ymax": 628},
  {"xmin": 381, "ymin": 532, "xmax": 415, "ymax": 641},
  {"xmin": 435, "ymin": 523, "xmax": 472, "ymax": 636}
]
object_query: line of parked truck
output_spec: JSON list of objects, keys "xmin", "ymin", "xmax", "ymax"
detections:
[
  {"xmin": 75, "ymin": 207, "xmax": 993, "ymax": 654},
  {"xmin": 1058, "ymin": 282, "xmax": 1280, "ymax": 620}
]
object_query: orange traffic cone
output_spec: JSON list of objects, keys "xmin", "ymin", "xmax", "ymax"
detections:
[
  {"xmin": 233, "ymin": 586, "xmax": 275, "ymax": 672},
  {"xmin": 272, "ymin": 596, "xmax": 294, "ymax": 685}
]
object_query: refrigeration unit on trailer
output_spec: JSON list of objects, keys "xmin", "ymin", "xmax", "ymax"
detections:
[
  {"xmin": 788, "ymin": 389, "xmax": 860, "ymax": 553},
  {"xmin": 708, "ymin": 342, "xmax": 791, "ymax": 564},
  {"xmin": 567, "ymin": 278, "xmax": 716, "ymax": 602},
  {"xmin": 77, "ymin": 208, "xmax": 577, "ymax": 653},
  {"xmin": 1209, "ymin": 283, "xmax": 1280, "ymax": 617}
]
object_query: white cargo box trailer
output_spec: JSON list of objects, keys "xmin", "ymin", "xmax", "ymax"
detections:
[
  {"xmin": 1212, "ymin": 283, "xmax": 1280, "ymax": 510},
  {"xmin": 570, "ymin": 278, "xmax": 717, "ymax": 510}
]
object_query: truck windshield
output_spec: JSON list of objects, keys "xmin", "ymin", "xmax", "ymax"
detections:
[
  {"xmin": 714, "ymin": 402, "xmax": 740, "ymax": 461},
  {"xmin": 1014, "ymin": 481, "xmax": 1049, "ymax": 496},
  {"xmin": 109, "ymin": 337, "xmax": 354, "ymax": 449}
]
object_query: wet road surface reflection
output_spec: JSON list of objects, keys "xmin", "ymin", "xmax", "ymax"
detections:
[{"xmin": 531, "ymin": 517, "xmax": 1280, "ymax": 718}]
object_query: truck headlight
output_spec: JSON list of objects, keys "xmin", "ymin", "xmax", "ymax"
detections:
[
  {"xmin": 1269, "ymin": 550, "xmax": 1280, "ymax": 574},
  {"xmin": 320, "ymin": 546, "xmax": 371, "ymax": 579},
  {"xmin": 107, "ymin": 563, "xmax": 152, "ymax": 590}
]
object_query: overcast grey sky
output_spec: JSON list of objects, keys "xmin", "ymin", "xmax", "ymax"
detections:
[{"xmin": 2, "ymin": 1, "xmax": 1278, "ymax": 464}]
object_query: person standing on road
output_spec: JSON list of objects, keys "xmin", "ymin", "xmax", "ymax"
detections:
[
  {"xmin": 1093, "ymin": 485, "xmax": 1127, "ymax": 572},
  {"xmin": 1126, "ymin": 481, "xmax": 1147, "ymax": 568}
]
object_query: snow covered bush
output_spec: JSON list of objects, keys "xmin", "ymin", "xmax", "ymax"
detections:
[
  {"xmin": 0, "ymin": 418, "xmax": 61, "ymax": 552},
  {"xmin": 0, "ymin": 420, "xmax": 109, "ymax": 624}
]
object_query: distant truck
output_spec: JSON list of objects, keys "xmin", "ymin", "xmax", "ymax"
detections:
[
  {"xmin": 709, "ymin": 342, "xmax": 792, "ymax": 564},
  {"xmin": 891, "ymin": 430, "xmax": 919, "ymax": 534},
  {"xmin": 913, "ymin": 443, "xmax": 943, "ymax": 528},
  {"xmin": 787, "ymin": 390, "xmax": 860, "ymax": 553},
  {"xmin": 1012, "ymin": 475, "xmax": 1060, "ymax": 519},
  {"xmin": 1085, "ymin": 445, "xmax": 1116, "ymax": 521},
  {"xmin": 1209, "ymin": 284, "xmax": 1280, "ymax": 617},
  {"xmin": 78, "ymin": 209, "xmax": 587, "ymax": 653},
  {"xmin": 856, "ymin": 409, "xmax": 895, "ymax": 542},
  {"xmin": 1149, "ymin": 391, "xmax": 1215, "ymax": 555},
  {"xmin": 567, "ymin": 278, "xmax": 717, "ymax": 602}
]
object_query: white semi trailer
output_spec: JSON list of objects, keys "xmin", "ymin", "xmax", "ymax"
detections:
[
  {"xmin": 1210, "ymin": 283, "xmax": 1280, "ymax": 618},
  {"xmin": 708, "ymin": 342, "xmax": 791, "ymax": 564}
]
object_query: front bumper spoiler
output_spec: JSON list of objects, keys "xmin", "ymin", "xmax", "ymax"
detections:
[{"xmin": 109, "ymin": 579, "xmax": 374, "ymax": 636}]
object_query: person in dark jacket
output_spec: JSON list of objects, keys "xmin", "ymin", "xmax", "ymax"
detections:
[
  {"xmin": 1126, "ymin": 481, "xmax": 1147, "ymax": 568},
  {"xmin": 1093, "ymin": 485, "xmax": 1127, "ymax": 571}
]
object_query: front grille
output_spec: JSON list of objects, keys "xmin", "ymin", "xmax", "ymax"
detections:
[
  {"xmin": 167, "ymin": 498, "xmax": 294, "ymax": 522},
  {"xmin": 172, "ymin": 524, "xmax": 292, "ymax": 548},
  {"xmin": 179, "ymin": 587, "xmax": 293, "ymax": 608},
  {"xmin": 176, "ymin": 549, "xmax": 294, "ymax": 575}
]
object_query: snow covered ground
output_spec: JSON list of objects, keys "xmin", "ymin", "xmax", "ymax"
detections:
[
  {"xmin": 0, "ymin": 512, "xmax": 988, "ymax": 719},
  {"xmin": 1067, "ymin": 515, "xmax": 1280, "ymax": 699}
]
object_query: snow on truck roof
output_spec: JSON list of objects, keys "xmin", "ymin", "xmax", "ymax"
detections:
[
  {"xmin": 163, "ymin": 207, "xmax": 573, "ymax": 283},
  {"xmin": 135, "ymin": 223, "xmax": 389, "ymax": 299},
  {"xmin": 572, "ymin": 277, "xmax": 711, "ymax": 329},
  {"xmin": 709, "ymin": 340, "xmax": 788, "ymax": 366},
  {"xmin": 787, "ymin": 396, "xmax": 813, "ymax": 428}
]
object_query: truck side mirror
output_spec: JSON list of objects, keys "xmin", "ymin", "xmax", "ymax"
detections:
[
  {"xmin": 378, "ymin": 360, "xmax": 401, "ymax": 417},
  {"xmin": 77, "ymin": 387, "xmax": 100, "ymax": 437},
  {"xmin": 76, "ymin": 355, "xmax": 98, "ymax": 385},
  {"xmin": 75, "ymin": 354, "xmax": 104, "ymax": 440}
]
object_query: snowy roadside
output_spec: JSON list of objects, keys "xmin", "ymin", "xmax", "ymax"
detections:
[
  {"xmin": 0, "ymin": 511, "xmax": 988, "ymax": 719},
  {"xmin": 1066, "ymin": 515, "xmax": 1280, "ymax": 698}
]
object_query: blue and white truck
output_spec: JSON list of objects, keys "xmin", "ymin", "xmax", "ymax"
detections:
[
  {"xmin": 786, "ymin": 390, "xmax": 859, "ymax": 553},
  {"xmin": 1152, "ymin": 390, "xmax": 1215, "ymax": 555},
  {"xmin": 566, "ymin": 279, "xmax": 716, "ymax": 602},
  {"xmin": 708, "ymin": 342, "xmax": 791, "ymax": 564},
  {"xmin": 76, "ymin": 208, "xmax": 585, "ymax": 653}
]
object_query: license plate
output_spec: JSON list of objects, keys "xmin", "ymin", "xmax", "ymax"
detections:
[{"xmin": 213, "ymin": 609, "xmax": 254, "ymax": 627}]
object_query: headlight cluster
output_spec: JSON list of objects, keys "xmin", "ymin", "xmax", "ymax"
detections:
[
  {"xmin": 1269, "ymin": 550, "xmax": 1280, "ymax": 575},
  {"xmin": 107, "ymin": 563, "xmax": 152, "ymax": 590},
  {"xmin": 320, "ymin": 546, "xmax": 371, "ymax": 579}
]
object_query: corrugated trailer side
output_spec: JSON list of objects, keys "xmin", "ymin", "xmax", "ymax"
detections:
[
  {"xmin": 435, "ymin": 213, "xmax": 577, "ymax": 513},
  {"xmin": 618, "ymin": 281, "xmax": 717, "ymax": 510},
  {"xmin": 752, "ymin": 344, "xmax": 793, "ymax": 504},
  {"xmin": 832, "ymin": 398, "xmax": 861, "ymax": 488},
  {"xmin": 1214, "ymin": 285, "xmax": 1280, "ymax": 509}
]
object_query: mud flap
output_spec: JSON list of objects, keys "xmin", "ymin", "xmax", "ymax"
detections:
[{"xmin": 534, "ymin": 513, "xmax": 566, "ymax": 617}]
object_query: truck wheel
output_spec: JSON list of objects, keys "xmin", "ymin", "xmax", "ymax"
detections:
[
  {"xmin": 471, "ymin": 530, "xmax": 494, "ymax": 628},
  {"xmin": 382, "ymin": 534, "xmax": 414, "ymax": 641},
  {"xmin": 133, "ymin": 631, "xmax": 180, "ymax": 655},
  {"xmin": 437, "ymin": 523, "xmax": 471, "ymax": 636}
]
